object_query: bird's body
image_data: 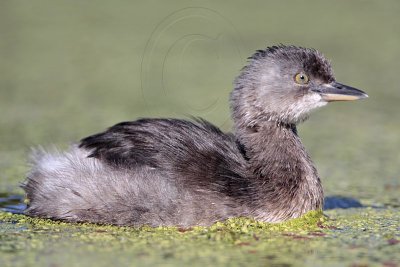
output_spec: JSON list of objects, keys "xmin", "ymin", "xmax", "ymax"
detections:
[{"xmin": 22, "ymin": 45, "xmax": 367, "ymax": 227}]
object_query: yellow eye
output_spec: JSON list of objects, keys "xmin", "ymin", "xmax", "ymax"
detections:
[{"xmin": 294, "ymin": 73, "xmax": 309, "ymax": 85}]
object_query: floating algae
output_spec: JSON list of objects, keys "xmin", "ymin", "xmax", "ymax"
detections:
[{"xmin": 1, "ymin": 209, "xmax": 398, "ymax": 267}]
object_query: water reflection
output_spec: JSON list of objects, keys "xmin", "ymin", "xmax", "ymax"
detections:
[
  {"xmin": 0, "ymin": 193, "xmax": 26, "ymax": 214},
  {"xmin": 323, "ymin": 196, "xmax": 363, "ymax": 210}
]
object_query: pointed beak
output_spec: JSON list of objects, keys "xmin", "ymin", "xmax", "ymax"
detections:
[{"xmin": 312, "ymin": 82, "xmax": 368, "ymax": 102}]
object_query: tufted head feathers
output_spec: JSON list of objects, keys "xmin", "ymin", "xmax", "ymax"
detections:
[{"xmin": 231, "ymin": 45, "xmax": 367, "ymax": 127}]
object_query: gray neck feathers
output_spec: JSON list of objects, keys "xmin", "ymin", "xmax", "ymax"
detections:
[{"xmin": 230, "ymin": 87, "xmax": 324, "ymax": 222}]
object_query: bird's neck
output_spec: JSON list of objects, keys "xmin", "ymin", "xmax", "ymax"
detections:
[
  {"xmin": 236, "ymin": 121, "xmax": 299, "ymax": 175},
  {"xmin": 235, "ymin": 120, "xmax": 324, "ymax": 222}
]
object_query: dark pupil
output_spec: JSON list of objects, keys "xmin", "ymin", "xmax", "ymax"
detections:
[{"xmin": 300, "ymin": 75, "xmax": 304, "ymax": 80}]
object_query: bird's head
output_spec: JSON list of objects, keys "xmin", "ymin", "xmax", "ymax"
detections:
[{"xmin": 231, "ymin": 45, "xmax": 368, "ymax": 127}]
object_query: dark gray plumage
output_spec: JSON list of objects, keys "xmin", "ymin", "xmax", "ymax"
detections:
[{"xmin": 22, "ymin": 45, "xmax": 368, "ymax": 227}]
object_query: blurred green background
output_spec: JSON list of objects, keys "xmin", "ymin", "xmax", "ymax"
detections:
[{"xmin": 0, "ymin": 1, "xmax": 399, "ymax": 266}]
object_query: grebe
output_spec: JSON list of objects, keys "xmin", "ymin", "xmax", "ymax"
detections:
[{"xmin": 22, "ymin": 45, "xmax": 367, "ymax": 227}]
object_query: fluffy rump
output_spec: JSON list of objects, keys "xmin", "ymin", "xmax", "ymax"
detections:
[{"xmin": 22, "ymin": 146, "xmax": 185, "ymax": 226}]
